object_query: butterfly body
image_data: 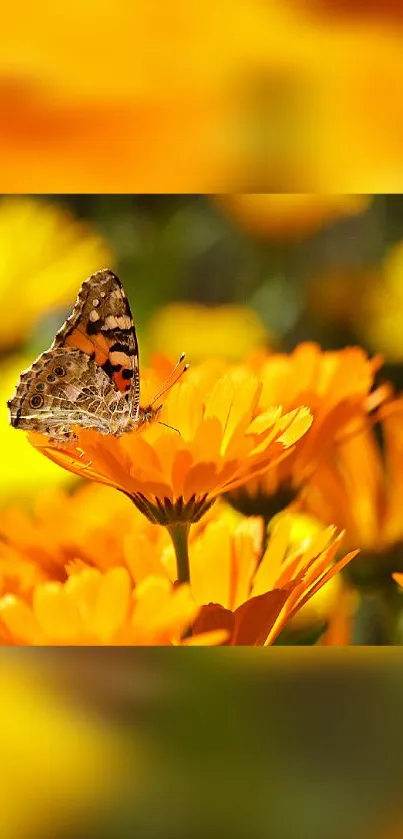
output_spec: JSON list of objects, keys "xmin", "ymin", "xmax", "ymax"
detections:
[{"xmin": 8, "ymin": 269, "xmax": 184, "ymax": 444}]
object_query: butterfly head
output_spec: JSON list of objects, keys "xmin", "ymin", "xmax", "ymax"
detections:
[
  {"xmin": 135, "ymin": 353, "xmax": 189, "ymax": 434},
  {"xmin": 137, "ymin": 403, "xmax": 163, "ymax": 428}
]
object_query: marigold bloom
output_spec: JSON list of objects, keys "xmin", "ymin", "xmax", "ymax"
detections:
[
  {"xmin": 29, "ymin": 369, "xmax": 313, "ymax": 526},
  {"xmin": 0, "ymin": 568, "xmax": 220, "ymax": 646},
  {"xmin": 131, "ymin": 508, "xmax": 357, "ymax": 646},
  {"xmin": 224, "ymin": 343, "xmax": 390, "ymax": 518},
  {"xmin": 305, "ymin": 399, "xmax": 403, "ymax": 590},
  {"xmin": 0, "ymin": 484, "xmax": 226, "ymax": 645},
  {"xmin": 0, "ymin": 482, "xmax": 355, "ymax": 646}
]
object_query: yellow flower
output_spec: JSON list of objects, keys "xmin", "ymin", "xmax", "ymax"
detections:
[
  {"xmin": 268, "ymin": 511, "xmax": 344, "ymax": 632},
  {"xmin": 225, "ymin": 343, "xmax": 390, "ymax": 518},
  {"xmin": 0, "ymin": 567, "xmax": 214, "ymax": 645},
  {"xmin": 147, "ymin": 302, "xmax": 271, "ymax": 364},
  {"xmin": 357, "ymin": 240, "xmax": 403, "ymax": 361},
  {"xmin": 0, "ymin": 483, "xmax": 158, "ymax": 584},
  {"xmin": 30, "ymin": 367, "xmax": 312, "ymax": 526},
  {"xmin": 0, "ymin": 197, "xmax": 112, "ymax": 350},
  {"xmin": 0, "ymin": 483, "xmax": 226, "ymax": 645},
  {"xmin": 0, "ymin": 482, "xmax": 355, "ymax": 646},
  {"xmin": 216, "ymin": 194, "xmax": 371, "ymax": 240},
  {"xmin": 0, "ymin": 659, "xmax": 127, "ymax": 838},
  {"xmin": 305, "ymin": 399, "xmax": 403, "ymax": 594},
  {"xmin": 130, "ymin": 506, "xmax": 357, "ymax": 645}
]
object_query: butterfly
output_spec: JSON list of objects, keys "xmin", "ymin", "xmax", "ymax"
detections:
[{"xmin": 7, "ymin": 269, "xmax": 188, "ymax": 443}]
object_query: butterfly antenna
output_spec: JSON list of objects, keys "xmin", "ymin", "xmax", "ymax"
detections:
[
  {"xmin": 157, "ymin": 420, "xmax": 182, "ymax": 436},
  {"xmin": 150, "ymin": 353, "xmax": 189, "ymax": 407}
]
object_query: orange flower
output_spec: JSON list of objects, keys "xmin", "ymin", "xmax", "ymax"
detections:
[
  {"xmin": 128, "ymin": 505, "xmax": 357, "ymax": 645},
  {"xmin": 0, "ymin": 568, "xmax": 219, "ymax": 646},
  {"xmin": 303, "ymin": 399, "xmax": 403, "ymax": 597},
  {"xmin": 223, "ymin": 343, "xmax": 390, "ymax": 518},
  {"xmin": 305, "ymin": 399, "xmax": 403, "ymax": 554},
  {"xmin": 0, "ymin": 481, "xmax": 355, "ymax": 646},
  {"xmin": 29, "ymin": 367, "xmax": 312, "ymax": 527},
  {"xmin": 0, "ymin": 483, "xmax": 167, "ymax": 584},
  {"xmin": 0, "ymin": 481, "xmax": 216, "ymax": 593},
  {"xmin": 0, "ymin": 485, "xmax": 226, "ymax": 646}
]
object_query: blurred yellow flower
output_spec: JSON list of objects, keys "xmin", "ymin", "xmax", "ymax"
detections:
[
  {"xmin": 357, "ymin": 240, "xmax": 403, "ymax": 361},
  {"xmin": 147, "ymin": 303, "xmax": 270, "ymax": 364},
  {"xmin": 0, "ymin": 355, "xmax": 76, "ymax": 500},
  {"xmin": 0, "ymin": 659, "xmax": 127, "ymax": 838},
  {"xmin": 216, "ymin": 194, "xmax": 371, "ymax": 240},
  {"xmin": 0, "ymin": 197, "xmax": 112, "ymax": 350},
  {"xmin": 31, "ymin": 367, "xmax": 312, "ymax": 526}
]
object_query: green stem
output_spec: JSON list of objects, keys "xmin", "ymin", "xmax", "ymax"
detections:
[{"xmin": 168, "ymin": 523, "xmax": 191, "ymax": 585}]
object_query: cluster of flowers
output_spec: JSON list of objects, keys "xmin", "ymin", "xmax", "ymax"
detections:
[{"xmin": 2, "ymin": 342, "xmax": 403, "ymax": 646}]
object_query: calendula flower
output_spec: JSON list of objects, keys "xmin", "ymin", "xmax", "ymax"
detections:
[
  {"xmin": 147, "ymin": 302, "xmax": 271, "ymax": 364},
  {"xmin": 0, "ymin": 483, "xmax": 162, "ymax": 584},
  {"xmin": 128, "ymin": 505, "xmax": 357, "ymax": 645},
  {"xmin": 0, "ymin": 483, "xmax": 226, "ymax": 646},
  {"xmin": 305, "ymin": 399, "xmax": 403, "ymax": 586},
  {"xmin": 0, "ymin": 197, "xmax": 112, "ymax": 350},
  {"xmin": 26, "ymin": 367, "xmax": 312, "ymax": 586},
  {"xmin": 226, "ymin": 343, "xmax": 390, "ymax": 520},
  {"xmin": 216, "ymin": 194, "xmax": 371, "ymax": 240},
  {"xmin": 0, "ymin": 479, "xmax": 355, "ymax": 646},
  {"xmin": 0, "ymin": 567, "xmax": 222, "ymax": 645},
  {"xmin": 268, "ymin": 511, "xmax": 344, "ymax": 635}
]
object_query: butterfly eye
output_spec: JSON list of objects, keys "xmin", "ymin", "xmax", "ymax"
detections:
[
  {"xmin": 54, "ymin": 366, "xmax": 66, "ymax": 377},
  {"xmin": 30, "ymin": 394, "xmax": 44, "ymax": 409}
]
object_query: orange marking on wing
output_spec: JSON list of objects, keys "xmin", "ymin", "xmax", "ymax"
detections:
[
  {"xmin": 65, "ymin": 328, "xmax": 110, "ymax": 365},
  {"xmin": 65, "ymin": 329, "xmax": 95, "ymax": 355},
  {"xmin": 113, "ymin": 368, "xmax": 132, "ymax": 392}
]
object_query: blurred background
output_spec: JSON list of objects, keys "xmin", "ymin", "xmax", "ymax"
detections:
[
  {"xmin": 3, "ymin": 193, "xmax": 403, "ymax": 838},
  {"xmin": 2, "ymin": 0, "xmax": 403, "ymax": 193}
]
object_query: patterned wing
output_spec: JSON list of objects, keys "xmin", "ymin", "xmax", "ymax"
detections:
[
  {"xmin": 52, "ymin": 268, "xmax": 140, "ymax": 420},
  {"xmin": 7, "ymin": 347, "xmax": 133, "ymax": 442}
]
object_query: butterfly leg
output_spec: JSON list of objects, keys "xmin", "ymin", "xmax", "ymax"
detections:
[{"xmin": 75, "ymin": 446, "xmax": 93, "ymax": 469}]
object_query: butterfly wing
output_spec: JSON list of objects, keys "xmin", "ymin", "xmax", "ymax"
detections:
[
  {"xmin": 52, "ymin": 268, "xmax": 140, "ymax": 420},
  {"xmin": 7, "ymin": 347, "xmax": 132, "ymax": 441}
]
